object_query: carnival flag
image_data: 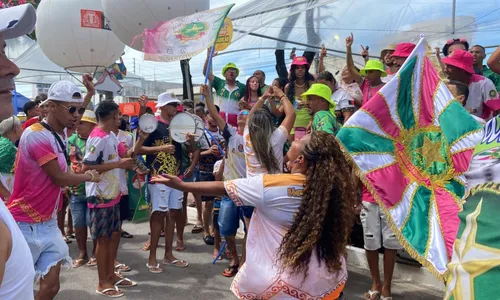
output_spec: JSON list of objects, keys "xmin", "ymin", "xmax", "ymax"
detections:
[
  {"xmin": 336, "ymin": 37, "xmax": 483, "ymax": 279},
  {"xmin": 141, "ymin": 5, "xmax": 234, "ymax": 62}
]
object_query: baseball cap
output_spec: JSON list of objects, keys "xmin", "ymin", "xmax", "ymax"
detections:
[
  {"xmin": 47, "ymin": 81, "xmax": 83, "ymax": 103},
  {"xmin": 156, "ymin": 92, "xmax": 181, "ymax": 108},
  {"xmin": 0, "ymin": 4, "xmax": 36, "ymax": 40}
]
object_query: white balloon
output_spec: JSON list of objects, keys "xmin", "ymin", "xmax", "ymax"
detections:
[
  {"xmin": 101, "ymin": 0, "xmax": 210, "ymax": 51},
  {"xmin": 36, "ymin": 0, "xmax": 125, "ymax": 73}
]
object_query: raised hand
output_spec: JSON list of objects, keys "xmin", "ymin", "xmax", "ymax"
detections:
[
  {"xmin": 82, "ymin": 74, "xmax": 95, "ymax": 94},
  {"xmin": 320, "ymin": 44, "xmax": 327, "ymax": 59},
  {"xmin": 360, "ymin": 45, "xmax": 369, "ymax": 58},
  {"xmin": 346, "ymin": 33, "xmax": 354, "ymax": 48},
  {"xmin": 138, "ymin": 95, "xmax": 148, "ymax": 108}
]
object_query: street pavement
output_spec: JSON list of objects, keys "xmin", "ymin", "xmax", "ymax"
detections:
[{"xmin": 56, "ymin": 208, "xmax": 444, "ymax": 300}]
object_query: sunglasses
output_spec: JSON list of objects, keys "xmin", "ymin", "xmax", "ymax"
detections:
[
  {"xmin": 56, "ymin": 102, "xmax": 85, "ymax": 115},
  {"xmin": 446, "ymin": 38, "xmax": 467, "ymax": 45},
  {"xmin": 238, "ymin": 110, "xmax": 249, "ymax": 116}
]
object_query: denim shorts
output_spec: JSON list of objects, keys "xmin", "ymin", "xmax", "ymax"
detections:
[
  {"xmin": 218, "ymin": 196, "xmax": 252, "ymax": 237},
  {"xmin": 148, "ymin": 183, "xmax": 183, "ymax": 212},
  {"xmin": 17, "ymin": 219, "xmax": 71, "ymax": 281},
  {"xmin": 69, "ymin": 194, "xmax": 90, "ymax": 228}
]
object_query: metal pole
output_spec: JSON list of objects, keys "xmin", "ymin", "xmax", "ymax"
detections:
[{"xmin": 452, "ymin": 0, "xmax": 456, "ymax": 34}]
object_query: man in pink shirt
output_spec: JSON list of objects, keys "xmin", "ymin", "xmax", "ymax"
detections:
[
  {"xmin": 83, "ymin": 100, "xmax": 148, "ymax": 297},
  {"xmin": 442, "ymin": 49, "xmax": 500, "ymax": 119},
  {"xmin": 8, "ymin": 80, "xmax": 100, "ymax": 300}
]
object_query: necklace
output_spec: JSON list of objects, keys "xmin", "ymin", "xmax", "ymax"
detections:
[{"xmin": 294, "ymin": 82, "xmax": 306, "ymax": 88}]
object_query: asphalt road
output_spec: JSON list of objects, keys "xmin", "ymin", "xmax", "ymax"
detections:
[{"xmin": 55, "ymin": 208, "xmax": 443, "ymax": 300}]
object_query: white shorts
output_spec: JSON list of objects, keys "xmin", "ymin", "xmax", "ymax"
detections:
[
  {"xmin": 360, "ymin": 201, "xmax": 402, "ymax": 251},
  {"xmin": 148, "ymin": 183, "xmax": 183, "ymax": 213}
]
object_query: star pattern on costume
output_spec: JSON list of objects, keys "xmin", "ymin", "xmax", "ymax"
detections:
[
  {"xmin": 445, "ymin": 199, "xmax": 500, "ymax": 300},
  {"xmin": 416, "ymin": 135, "xmax": 446, "ymax": 166}
]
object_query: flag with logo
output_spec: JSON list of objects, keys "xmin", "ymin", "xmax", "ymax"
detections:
[
  {"xmin": 336, "ymin": 37, "xmax": 483, "ymax": 279},
  {"xmin": 141, "ymin": 5, "xmax": 234, "ymax": 62}
]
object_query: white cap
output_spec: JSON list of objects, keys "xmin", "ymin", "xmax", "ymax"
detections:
[
  {"xmin": 0, "ymin": 4, "xmax": 36, "ymax": 40},
  {"xmin": 0, "ymin": 115, "xmax": 20, "ymax": 135},
  {"xmin": 47, "ymin": 81, "xmax": 83, "ymax": 103},
  {"xmin": 156, "ymin": 92, "xmax": 180, "ymax": 108}
]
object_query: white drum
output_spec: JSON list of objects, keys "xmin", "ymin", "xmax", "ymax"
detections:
[
  {"xmin": 138, "ymin": 113, "xmax": 158, "ymax": 134},
  {"xmin": 170, "ymin": 112, "xmax": 196, "ymax": 143},
  {"xmin": 192, "ymin": 115, "xmax": 205, "ymax": 142}
]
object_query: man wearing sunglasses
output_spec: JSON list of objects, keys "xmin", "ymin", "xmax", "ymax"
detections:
[{"xmin": 7, "ymin": 80, "xmax": 100, "ymax": 300}]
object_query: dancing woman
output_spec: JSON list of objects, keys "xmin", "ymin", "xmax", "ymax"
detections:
[
  {"xmin": 151, "ymin": 131, "xmax": 357, "ymax": 299},
  {"xmin": 241, "ymin": 76, "xmax": 262, "ymax": 107}
]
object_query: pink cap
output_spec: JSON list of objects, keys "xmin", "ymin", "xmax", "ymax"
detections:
[
  {"xmin": 391, "ymin": 43, "xmax": 416, "ymax": 58},
  {"xmin": 442, "ymin": 49, "xmax": 475, "ymax": 74},
  {"xmin": 291, "ymin": 56, "xmax": 310, "ymax": 68}
]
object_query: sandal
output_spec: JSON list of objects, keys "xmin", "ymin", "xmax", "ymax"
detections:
[
  {"xmin": 96, "ymin": 286, "xmax": 124, "ymax": 298},
  {"xmin": 364, "ymin": 290, "xmax": 381, "ymax": 300},
  {"xmin": 87, "ymin": 257, "xmax": 97, "ymax": 267},
  {"xmin": 120, "ymin": 231, "xmax": 134, "ymax": 239},
  {"xmin": 162, "ymin": 259, "xmax": 189, "ymax": 268},
  {"xmin": 222, "ymin": 265, "xmax": 239, "ymax": 277},
  {"xmin": 380, "ymin": 297, "xmax": 393, "ymax": 300},
  {"xmin": 72, "ymin": 258, "xmax": 87, "ymax": 268},
  {"xmin": 142, "ymin": 242, "xmax": 151, "ymax": 251},
  {"xmin": 66, "ymin": 233, "xmax": 75, "ymax": 239},
  {"xmin": 63, "ymin": 236, "xmax": 72, "ymax": 244},
  {"xmin": 224, "ymin": 250, "xmax": 233, "ymax": 259},
  {"xmin": 203, "ymin": 235, "xmax": 215, "ymax": 245},
  {"xmin": 114, "ymin": 263, "xmax": 131, "ymax": 272},
  {"xmin": 146, "ymin": 263, "xmax": 163, "ymax": 274},
  {"xmin": 191, "ymin": 225, "xmax": 203, "ymax": 234},
  {"xmin": 114, "ymin": 278, "xmax": 137, "ymax": 288}
]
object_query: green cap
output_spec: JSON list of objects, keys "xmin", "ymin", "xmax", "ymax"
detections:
[
  {"xmin": 301, "ymin": 83, "xmax": 336, "ymax": 115},
  {"xmin": 360, "ymin": 60, "xmax": 387, "ymax": 77},
  {"xmin": 222, "ymin": 63, "xmax": 239, "ymax": 77}
]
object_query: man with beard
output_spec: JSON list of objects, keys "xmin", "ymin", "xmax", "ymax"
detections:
[
  {"xmin": 470, "ymin": 45, "xmax": 500, "ymax": 91},
  {"xmin": 8, "ymin": 80, "xmax": 101, "ymax": 300},
  {"xmin": 380, "ymin": 44, "xmax": 397, "ymax": 83},
  {"xmin": 203, "ymin": 49, "xmax": 246, "ymax": 127},
  {"xmin": 442, "ymin": 49, "xmax": 500, "ymax": 119},
  {"xmin": 384, "ymin": 43, "xmax": 416, "ymax": 83}
]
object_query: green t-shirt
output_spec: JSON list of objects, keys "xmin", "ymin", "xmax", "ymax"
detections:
[
  {"xmin": 0, "ymin": 136, "xmax": 16, "ymax": 174},
  {"xmin": 213, "ymin": 76, "xmax": 246, "ymax": 102},
  {"xmin": 68, "ymin": 133, "xmax": 87, "ymax": 196},
  {"xmin": 260, "ymin": 85, "xmax": 270, "ymax": 95},
  {"xmin": 483, "ymin": 65, "xmax": 500, "ymax": 92},
  {"xmin": 312, "ymin": 110, "xmax": 341, "ymax": 136}
]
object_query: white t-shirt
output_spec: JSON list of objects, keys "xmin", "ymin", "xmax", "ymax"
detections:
[
  {"xmin": 222, "ymin": 124, "xmax": 246, "ymax": 180},
  {"xmin": 243, "ymin": 125, "xmax": 288, "ymax": 177},
  {"xmin": 84, "ymin": 127, "xmax": 126, "ymax": 208},
  {"xmin": 0, "ymin": 201, "xmax": 35, "ymax": 299},
  {"xmin": 116, "ymin": 130, "xmax": 133, "ymax": 195},
  {"xmin": 466, "ymin": 74, "xmax": 500, "ymax": 119}
]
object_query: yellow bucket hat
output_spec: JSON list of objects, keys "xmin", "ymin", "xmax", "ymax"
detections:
[
  {"xmin": 222, "ymin": 62, "xmax": 239, "ymax": 77},
  {"xmin": 81, "ymin": 110, "xmax": 97, "ymax": 124},
  {"xmin": 301, "ymin": 83, "xmax": 336, "ymax": 115},
  {"xmin": 360, "ymin": 60, "xmax": 387, "ymax": 77}
]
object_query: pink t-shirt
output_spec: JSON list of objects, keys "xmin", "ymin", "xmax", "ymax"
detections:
[
  {"xmin": 361, "ymin": 79, "xmax": 385, "ymax": 106},
  {"xmin": 84, "ymin": 127, "xmax": 126, "ymax": 208},
  {"xmin": 8, "ymin": 123, "xmax": 68, "ymax": 223}
]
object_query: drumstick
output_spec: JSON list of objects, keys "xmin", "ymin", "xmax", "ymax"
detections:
[{"xmin": 181, "ymin": 132, "xmax": 200, "ymax": 136}]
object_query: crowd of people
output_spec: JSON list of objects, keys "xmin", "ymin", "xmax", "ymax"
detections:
[{"xmin": 1, "ymin": 3, "xmax": 500, "ymax": 300}]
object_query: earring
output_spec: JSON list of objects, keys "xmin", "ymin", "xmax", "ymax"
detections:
[{"xmin": 294, "ymin": 160, "xmax": 299, "ymax": 163}]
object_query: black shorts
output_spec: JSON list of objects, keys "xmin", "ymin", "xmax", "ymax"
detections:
[
  {"xmin": 119, "ymin": 195, "xmax": 129, "ymax": 221},
  {"xmin": 89, "ymin": 204, "xmax": 121, "ymax": 240},
  {"xmin": 200, "ymin": 172, "xmax": 216, "ymax": 201},
  {"xmin": 212, "ymin": 199, "xmax": 221, "ymax": 232}
]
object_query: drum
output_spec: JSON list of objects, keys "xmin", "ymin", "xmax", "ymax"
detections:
[
  {"xmin": 192, "ymin": 115, "xmax": 205, "ymax": 142},
  {"xmin": 170, "ymin": 112, "xmax": 196, "ymax": 143},
  {"xmin": 138, "ymin": 113, "xmax": 158, "ymax": 134}
]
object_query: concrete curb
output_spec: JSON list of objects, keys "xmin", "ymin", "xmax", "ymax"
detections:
[{"xmin": 186, "ymin": 206, "xmax": 445, "ymax": 292}]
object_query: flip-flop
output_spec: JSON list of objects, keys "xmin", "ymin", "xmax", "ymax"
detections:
[
  {"xmin": 162, "ymin": 259, "xmax": 189, "ymax": 268},
  {"xmin": 380, "ymin": 297, "xmax": 393, "ymax": 300},
  {"xmin": 63, "ymin": 236, "xmax": 72, "ymax": 244},
  {"xmin": 176, "ymin": 240, "xmax": 186, "ymax": 252},
  {"xmin": 142, "ymin": 242, "xmax": 151, "ymax": 251},
  {"xmin": 87, "ymin": 257, "xmax": 97, "ymax": 267},
  {"xmin": 120, "ymin": 231, "xmax": 134, "ymax": 239},
  {"xmin": 146, "ymin": 263, "xmax": 163, "ymax": 274},
  {"xmin": 364, "ymin": 290, "xmax": 381, "ymax": 300},
  {"xmin": 222, "ymin": 265, "xmax": 239, "ymax": 277},
  {"xmin": 66, "ymin": 233, "xmax": 75, "ymax": 239},
  {"xmin": 114, "ymin": 278, "xmax": 138, "ymax": 288},
  {"xmin": 114, "ymin": 263, "xmax": 131, "ymax": 272},
  {"xmin": 191, "ymin": 225, "xmax": 203, "ymax": 234},
  {"xmin": 203, "ymin": 235, "xmax": 215, "ymax": 245},
  {"xmin": 72, "ymin": 258, "xmax": 86, "ymax": 268},
  {"xmin": 96, "ymin": 287, "xmax": 124, "ymax": 298}
]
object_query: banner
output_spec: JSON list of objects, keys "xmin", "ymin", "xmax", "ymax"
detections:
[
  {"xmin": 127, "ymin": 170, "xmax": 149, "ymax": 223},
  {"xmin": 142, "ymin": 4, "xmax": 234, "ymax": 62},
  {"xmin": 336, "ymin": 37, "xmax": 483, "ymax": 279}
]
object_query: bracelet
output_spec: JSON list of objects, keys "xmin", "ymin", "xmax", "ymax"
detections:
[{"xmin": 85, "ymin": 171, "xmax": 94, "ymax": 182}]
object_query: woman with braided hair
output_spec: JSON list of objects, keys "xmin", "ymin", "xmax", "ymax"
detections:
[{"xmin": 150, "ymin": 131, "xmax": 357, "ymax": 299}]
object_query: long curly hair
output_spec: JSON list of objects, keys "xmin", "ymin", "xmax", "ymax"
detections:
[
  {"xmin": 244, "ymin": 76, "xmax": 263, "ymax": 102},
  {"xmin": 287, "ymin": 65, "xmax": 314, "ymax": 103},
  {"xmin": 248, "ymin": 106, "xmax": 280, "ymax": 174},
  {"xmin": 277, "ymin": 131, "xmax": 357, "ymax": 278}
]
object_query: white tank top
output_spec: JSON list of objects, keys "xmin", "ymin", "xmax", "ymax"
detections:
[{"xmin": 0, "ymin": 201, "xmax": 35, "ymax": 299}]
